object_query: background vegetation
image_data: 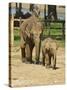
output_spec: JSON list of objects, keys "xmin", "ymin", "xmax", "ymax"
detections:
[{"xmin": 14, "ymin": 22, "xmax": 65, "ymax": 47}]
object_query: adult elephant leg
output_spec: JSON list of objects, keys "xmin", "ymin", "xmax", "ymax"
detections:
[
  {"xmin": 49, "ymin": 55, "xmax": 51, "ymax": 66},
  {"xmin": 42, "ymin": 50, "xmax": 45, "ymax": 66},
  {"xmin": 21, "ymin": 47, "xmax": 26, "ymax": 62},
  {"xmin": 30, "ymin": 46, "xmax": 34, "ymax": 63},
  {"xmin": 20, "ymin": 37, "xmax": 26, "ymax": 62},
  {"xmin": 35, "ymin": 40, "xmax": 41, "ymax": 64},
  {"xmin": 42, "ymin": 55, "xmax": 45, "ymax": 66},
  {"xmin": 25, "ymin": 44, "xmax": 33, "ymax": 63}
]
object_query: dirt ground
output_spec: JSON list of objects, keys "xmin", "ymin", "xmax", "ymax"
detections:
[{"xmin": 10, "ymin": 46, "xmax": 65, "ymax": 87}]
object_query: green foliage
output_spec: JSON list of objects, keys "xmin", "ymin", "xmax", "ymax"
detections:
[
  {"xmin": 57, "ymin": 40, "xmax": 65, "ymax": 47},
  {"xmin": 43, "ymin": 23, "xmax": 63, "ymax": 36},
  {"xmin": 14, "ymin": 29, "xmax": 20, "ymax": 46}
]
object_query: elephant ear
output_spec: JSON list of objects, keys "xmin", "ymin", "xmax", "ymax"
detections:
[
  {"xmin": 20, "ymin": 19, "xmax": 32, "ymax": 38},
  {"xmin": 25, "ymin": 23, "xmax": 33, "ymax": 37}
]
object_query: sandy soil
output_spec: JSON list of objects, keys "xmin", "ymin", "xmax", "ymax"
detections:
[{"xmin": 10, "ymin": 46, "xmax": 65, "ymax": 87}]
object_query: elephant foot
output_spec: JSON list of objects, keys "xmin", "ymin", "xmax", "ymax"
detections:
[
  {"xmin": 39, "ymin": 61, "xmax": 42, "ymax": 65},
  {"xmin": 43, "ymin": 64, "xmax": 45, "ymax": 66},
  {"xmin": 52, "ymin": 67, "xmax": 56, "ymax": 70},
  {"xmin": 30, "ymin": 60, "xmax": 34, "ymax": 64},
  {"xmin": 52, "ymin": 64, "xmax": 56, "ymax": 70},
  {"xmin": 45, "ymin": 65, "xmax": 50, "ymax": 68},
  {"xmin": 25, "ymin": 61, "xmax": 31, "ymax": 64},
  {"xmin": 22, "ymin": 58, "xmax": 27, "ymax": 63},
  {"xmin": 25, "ymin": 60, "xmax": 34, "ymax": 64},
  {"xmin": 25, "ymin": 57, "xmax": 34, "ymax": 64},
  {"xmin": 36, "ymin": 61, "xmax": 40, "ymax": 64},
  {"xmin": 42, "ymin": 62, "xmax": 45, "ymax": 66}
]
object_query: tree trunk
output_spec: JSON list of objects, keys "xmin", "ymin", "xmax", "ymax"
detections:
[
  {"xmin": 48, "ymin": 5, "xmax": 57, "ymax": 20},
  {"xmin": 30, "ymin": 4, "xmax": 34, "ymax": 11},
  {"xmin": 19, "ymin": 3, "xmax": 22, "ymax": 12},
  {"xmin": 9, "ymin": 3, "xmax": 12, "ymax": 87},
  {"xmin": 19, "ymin": 3, "xmax": 22, "ymax": 17},
  {"xmin": 44, "ymin": 5, "xmax": 46, "ymax": 20},
  {"xmin": 9, "ymin": 3, "xmax": 11, "ymax": 16},
  {"xmin": 16, "ymin": 3, "xmax": 18, "ymax": 14}
]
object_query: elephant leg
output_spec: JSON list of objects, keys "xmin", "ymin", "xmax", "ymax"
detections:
[
  {"xmin": 42, "ymin": 50, "xmax": 45, "ymax": 66},
  {"xmin": 45, "ymin": 54, "xmax": 50, "ymax": 68},
  {"xmin": 42, "ymin": 56, "xmax": 45, "ymax": 66},
  {"xmin": 25, "ymin": 44, "xmax": 33, "ymax": 63},
  {"xmin": 20, "ymin": 37, "xmax": 26, "ymax": 62},
  {"xmin": 52, "ymin": 54, "xmax": 56, "ymax": 70},
  {"xmin": 30, "ymin": 46, "xmax": 34, "ymax": 63},
  {"xmin": 49, "ymin": 56, "xmax": 51, "ymax": 67},
  {"xmin": 21, "ymin": 47, "xmax": 26, "ymax": 62},
  {"xmin": 35, "ymin": 40, "xmax": 41, "ymax": 64}
]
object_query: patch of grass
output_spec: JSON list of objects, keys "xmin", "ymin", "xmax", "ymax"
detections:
[
  {"xmin": 50, "ymin": 23, "xmax": 62, "ymax": 28},
  {"xmin": 43, "ymin": 23, "xmax": 63, "ymax": 36},
  {"xmin": 14, "ymin": 39, "xmax": 20, "ymax": 46},
  {"xmin": 14, "ymin": 29, "xmax": 20, "ymax": 39},
  {"xmin": 14, "ymin": 29, "xmax": 20, "ymax": 46}
]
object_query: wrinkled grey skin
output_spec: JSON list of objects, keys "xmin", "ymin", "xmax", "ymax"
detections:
[
  {"xmin": 42, "ymin": 38, "xmax": 57, "ymax": 69},
  {"xmin": 20, "ymin": 12, "xmax": 43, "ymax": 64}
]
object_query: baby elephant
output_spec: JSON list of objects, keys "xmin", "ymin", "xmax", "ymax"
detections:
[{"xmin": 42, "ymin": 38, "xmax": 57, "ymax": 70}]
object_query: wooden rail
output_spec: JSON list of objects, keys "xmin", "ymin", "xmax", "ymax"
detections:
[{"xmin": 10, "ymin": 15, "xmax": 65, "ymax": 45}]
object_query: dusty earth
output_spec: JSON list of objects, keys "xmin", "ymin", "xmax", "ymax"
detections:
[{"xmin": 10, "ymin": 46, "xmax": 65, "ymax": 87}]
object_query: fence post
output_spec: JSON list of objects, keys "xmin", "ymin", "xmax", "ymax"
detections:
[
  {"xmin": 11, "ymin": 14, "xmax": 14, "ymax": 46},
  {"xmin": 48, "ymin": 22, "xmax": 51, "ymax": 36},
  {"xmin": 19, "ymin": 17, "xmax": 22, "ymax": 26},
  {"xmin": 62, "ymin": 22, "xmax": 65, "ymax": 39}
]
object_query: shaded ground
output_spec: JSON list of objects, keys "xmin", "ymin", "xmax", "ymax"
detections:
[{"xmin": 10, "ymin": 46, "xmax": 65, "ymax": 87}]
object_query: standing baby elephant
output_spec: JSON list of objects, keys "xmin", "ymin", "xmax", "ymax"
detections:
[{"xmin": 42, "ymin": 38, "xmax": 57, "ymax": 69}]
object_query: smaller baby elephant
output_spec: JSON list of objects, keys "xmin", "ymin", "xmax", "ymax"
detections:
[{"xmin": 42, "ymin": 38, "xmax": 58, "ymax": 70}]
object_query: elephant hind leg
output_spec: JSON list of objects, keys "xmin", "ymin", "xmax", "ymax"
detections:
[
  {"xmin": 42, "ymin": 56, "xmax": 45, "ymax": 66},
  {"xmin": 49, "ymin": 56, "xmax": 51, "ymax": 65}
]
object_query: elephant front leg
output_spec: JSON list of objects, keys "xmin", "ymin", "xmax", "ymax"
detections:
[
  {"xmin": 20, "ymin": 37, "xmax": 26, "ymax": 63},
  {"xmin": 35, "ymin": 40, "xmax": 41, "ymax": 64},
  {"xmin": 21, "ymin": 47, "xmax": 26, "ymax": 62},
  {"xmin": 51, "ymin": 54, "xmax": 56, "ymax": 70},
  {"xmin": 25, "ymin": 44, "xmax": 33, "ymax": 64},
  {"xmin": 45, "ymin": 54, "xmax": 50, "ymax": 68},
  {"xmin": 49, "ymin": 56, "xmax": 51, "ymax": 68}
]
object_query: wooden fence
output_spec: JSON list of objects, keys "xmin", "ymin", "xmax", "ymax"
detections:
[{"xmin": 10, "ymin": 15, "xmax": 65, "ymax": 46}]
